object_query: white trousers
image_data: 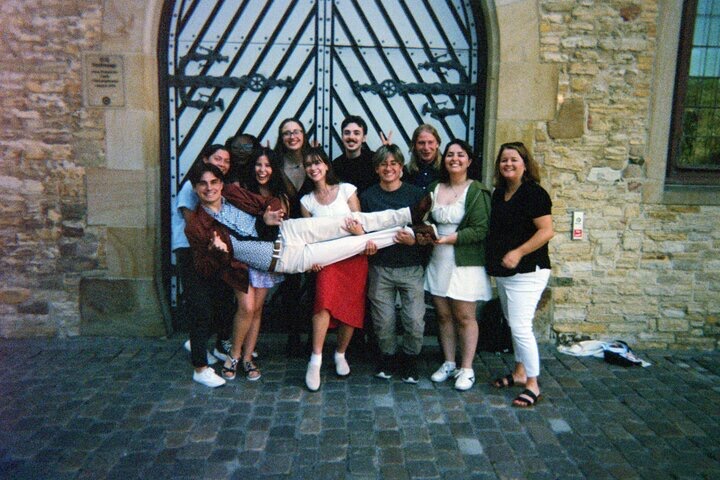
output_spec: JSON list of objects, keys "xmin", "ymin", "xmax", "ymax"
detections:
[
  {"xmin": 495, "ymin": 268, "xmax": 550, "ymax": 378},
  {"xmin": 275, "ymin": 208, "xmax": 412, "ymax": 273}
]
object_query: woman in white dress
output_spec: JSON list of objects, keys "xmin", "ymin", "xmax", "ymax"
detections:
[{"xmin": 423, "ymin": 139, "xmax": 492, "ymax": 391}]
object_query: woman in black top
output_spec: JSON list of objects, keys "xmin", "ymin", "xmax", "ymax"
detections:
[{"xmin": 486, "ymin": 142, "xmax": 554, "ymax": 407}]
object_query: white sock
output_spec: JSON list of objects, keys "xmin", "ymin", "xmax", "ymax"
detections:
[
  {"xmin": 334, "ymin": 351, "xmax": 345, "ymax": 363},
  {"xmin": 310, "ymin": 353, "xmax": 322, "ymax": 366}
]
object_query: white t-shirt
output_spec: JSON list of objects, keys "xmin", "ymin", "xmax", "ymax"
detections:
[{"xmin": 300, "ymin": 183, "xmax": 356, "ymax": 218}]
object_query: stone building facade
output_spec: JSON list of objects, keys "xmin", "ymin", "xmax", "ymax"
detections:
[{"xmin": 0, "ymin": 0, "xmax": 717, "ymax": 349}]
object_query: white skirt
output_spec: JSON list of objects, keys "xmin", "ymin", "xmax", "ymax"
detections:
[{"xmin": 424, "ymin": 243, "xmax": 492, "ymax": 302}]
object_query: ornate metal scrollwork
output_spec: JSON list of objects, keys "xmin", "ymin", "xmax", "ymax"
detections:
[
  {"xmin": 351, "ymin": 54, "xmax": 476, "ymax": 119},
  {"xmin": 418, "ymin": 53, "xmax": 468, "ymax": 83},
  {"xmin": 352, "ymin": 79, "xmax": 476, "ymax": 98},
  {"xmin": 422, "ymin": 100, "xmax": 464, "ymax": 120},
  {"xmin": 170, "ymin": 47, "xmax": 295, "ymax": 111}
]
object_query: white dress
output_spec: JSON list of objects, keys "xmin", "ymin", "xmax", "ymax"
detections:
[{"xmin": 424, "ymin": 184, "xmax": 492, "ymax": 302}]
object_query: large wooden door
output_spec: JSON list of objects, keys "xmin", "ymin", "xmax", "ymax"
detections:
[{"xmin": 161, "ymin": 0, "xmax": 486, "ymax": 317}]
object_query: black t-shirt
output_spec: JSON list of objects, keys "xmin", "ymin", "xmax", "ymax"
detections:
[
  {"xmin": 486, "ymin": 181, "xmax": 552, "ymax": 277},
  {"xmin": 333, "ymin": 145, "xmax": 377, "ymax": 195},
  {"xmin": 361, "ymin": 182, "xmax": 425, "ymax": 268}
]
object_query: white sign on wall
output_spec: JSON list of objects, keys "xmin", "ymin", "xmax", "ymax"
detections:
[{"xmin": 83, "ymin": 53, "xmax": 126, "ymax": 107}]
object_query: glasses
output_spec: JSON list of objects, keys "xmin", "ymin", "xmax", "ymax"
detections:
[{"xmin": 282, "ymin": 129, "xmax": 303, "ymax": 138}]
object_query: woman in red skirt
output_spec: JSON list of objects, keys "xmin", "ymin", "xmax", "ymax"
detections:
[{"xmin": 300, "ymin": 147, "xmax": 370, "ymax": 391}]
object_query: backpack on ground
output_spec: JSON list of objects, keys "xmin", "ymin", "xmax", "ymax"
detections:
[{"xmin": 477, "ymin": 298, "xmax": 513, "ymax": 354}]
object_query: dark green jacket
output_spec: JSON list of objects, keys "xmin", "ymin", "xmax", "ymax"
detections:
[{"xmin": 428, "ymin": 180, "xmax": 492, "ymax": 266}]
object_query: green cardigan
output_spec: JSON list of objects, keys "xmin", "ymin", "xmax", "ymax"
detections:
[{"xmin": 428, "ymin": 180, "xmax": 492, "ymax": 267}]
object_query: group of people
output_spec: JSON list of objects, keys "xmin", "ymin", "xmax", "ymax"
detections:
[{"xmin": 171, "ymin": 116, "xmax": 553, "ymax": 408}]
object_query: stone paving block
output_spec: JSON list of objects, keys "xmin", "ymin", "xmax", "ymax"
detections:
[
  {"xmin": 456, "ymin": 437, "xmax": 483, "ymax": 456},
  {"xmin": 2, "ymin": 339, "xmax": 720, "ymax": 478},
  {"xmin": 405, "ymin": 459, "xmax": 439, "ymax": 478},
  {"xmin": 380, "ymin": 464, "xmax": 411, "ymax": 480}
]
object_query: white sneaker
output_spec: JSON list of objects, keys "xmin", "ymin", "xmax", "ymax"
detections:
[
  {"xmin": 431, "ymin": 361, "xmax": 458, "ymax": 382},
  {"xmin": 193, "ymin": 367, "xmax": 226, "ymax": 388},
  {"xmin": 454, "ymin": 368, "xmax": 475, "ymax": 391},
  {"xmin": 305, "ymin": 362, "xmax": 321, "ymax": 391},
  {"xmin": 185, "ymin": 339, "xmax": 218, "ymax": 365},
  {"xmin": 334, "ymin": 352, "xmax": 350, "ymax": 377}
]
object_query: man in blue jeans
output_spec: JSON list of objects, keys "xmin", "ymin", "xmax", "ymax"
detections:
[{"xmin": 361, "ymin": 145, "xmax": 428, "ymax": 383}]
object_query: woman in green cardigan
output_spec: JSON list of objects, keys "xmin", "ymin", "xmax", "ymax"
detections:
[{"xmin": 421, "ymin": 139, "xmax": 492, "ymax": 391}]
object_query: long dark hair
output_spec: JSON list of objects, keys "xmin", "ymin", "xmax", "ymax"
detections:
[
  {"xmin": 273, "ymin": 117, "xmax": 310, "ymax": 164},
  {"xmin": 438, "ymin": 139, "xmax": 480, "ymax": 183},
  {"xmin": 493, "ymin": 141, "xmax": 540, "ymax": 188},
  {"xmin": 246, "ymin": 147, "xmax": 288, "ymax": 198}
]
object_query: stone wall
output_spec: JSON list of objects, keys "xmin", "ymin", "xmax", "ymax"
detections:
[
  {"xmin": 533, "ymin": 0, "xmax": 719, "ymax": 349},
  {"xmin": 0, "ymin": 1, "xmax": 717, "ymax": 349},
  {"xmin": 0, "ymin": 1, "xmax": 106, "ymax": 337}
]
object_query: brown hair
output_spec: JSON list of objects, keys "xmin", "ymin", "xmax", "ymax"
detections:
[
  {"xmin": 493, "ymin": 142, "xmax": 541, "ymax": 188},
  {"xmin": 303, "ymin": 146, "xmax": 340, "ymax": 187}
]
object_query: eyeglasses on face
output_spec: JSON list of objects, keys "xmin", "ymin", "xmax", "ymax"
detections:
[{"xmin": 282, "ymin": 129, "xmax": 303, "ymax": 138}]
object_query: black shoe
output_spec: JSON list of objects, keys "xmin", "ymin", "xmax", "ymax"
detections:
[
  {"xmin": 401, "ymin": 354, "xmax": 420, "ymax": 384},
  {"xmin": 375, "ymin": 354, "xmax": 396, "ymax": 380}
]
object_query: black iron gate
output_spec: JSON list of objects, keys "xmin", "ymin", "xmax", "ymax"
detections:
[{"xmin": 160, "ymin": 0, "xmax": 487, "ymax": 323}]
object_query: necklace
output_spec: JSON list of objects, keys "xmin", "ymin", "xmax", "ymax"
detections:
[{"xmin": 449, "ymin": 180, "xmax": 467, "ymax": 199}]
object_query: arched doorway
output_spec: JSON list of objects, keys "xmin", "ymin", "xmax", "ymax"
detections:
[{"xmin": 159, "ymin": 0, "xmax": 488, "ymax": 328}]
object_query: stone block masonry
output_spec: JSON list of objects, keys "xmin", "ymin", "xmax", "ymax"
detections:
[
  {"xmin": 0, "ymin": 1, "xmax": 106, "ymax": 337},
  {"xmin": 537, "ymin": 0, "xmax": 719, "ymax": 349}
]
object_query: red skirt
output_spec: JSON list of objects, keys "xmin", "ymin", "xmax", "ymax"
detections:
[{"xmin": 314, "ymin": 255, "xmax": 368, "ymax": 329}]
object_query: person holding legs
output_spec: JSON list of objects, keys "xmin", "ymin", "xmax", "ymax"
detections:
[
  {"xmin": 171, "ymin": 144, "xmax": 235, "ymax": 387},
  {"xmin": 361, "ymin": 145, "xmax": 427, "ymax": 384},
  {"xmin": 486, "ymin": 142, "xmax": 554, "ymax": 407},
  {"xmin": 423, "ymin": 140, "xmax": 493, "ymax": 391},
  {"xmin": 300, "ymin": 148, "xmax": 369, "ymax": 392}
]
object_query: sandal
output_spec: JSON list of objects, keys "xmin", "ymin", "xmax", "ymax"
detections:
[
  {"xmin": 222, "ymin": 357, "xmax": 238, "ymax": 380},
  {"xmin": 512, "ymin": 389, "xmax": 541, "ymax": 408},
  {"xmin": 492, "ymin": 374, "xmax": 515, "ymax": 389},
  {"xmin": 244, "ymin": 361, "xmax": 262, "ymax": 382}
]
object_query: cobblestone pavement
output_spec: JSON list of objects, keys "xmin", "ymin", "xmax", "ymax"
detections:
[{"xmin": 0, "ymin": 336, "xmax": 718, "ymax": 479}]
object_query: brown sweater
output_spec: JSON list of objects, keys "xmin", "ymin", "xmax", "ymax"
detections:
[{"xmin": 184, "ymin": 184, "xmax": 282, "ymax": 292}]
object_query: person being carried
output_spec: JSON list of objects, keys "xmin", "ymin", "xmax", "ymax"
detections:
[{"xmin": 184, "ymin": 162, "xmax": 431, "ymax": 279}]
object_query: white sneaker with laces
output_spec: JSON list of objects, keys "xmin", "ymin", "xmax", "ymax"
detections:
[
  {"xmin": 305, "ymin": 362, "xmax": 321, "ymax": 391},
  {"xmin": 431, "ymin": 361, "xmax": 458, "ymax": 382},
  {"xmin": 454, "ymin": 368, "xmax": 475, "ymax": 391},
  {"xmin": 193, "ymin": 367, "xmax": 226, "ymax": 388},
  {"xmin": 184, "ymin": 339, "xmax": 218, "ymax": 365}
]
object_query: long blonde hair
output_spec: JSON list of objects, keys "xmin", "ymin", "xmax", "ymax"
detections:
[{"xmin": 407, "ymin": 124, "xmax": 442, "ymax": 174}]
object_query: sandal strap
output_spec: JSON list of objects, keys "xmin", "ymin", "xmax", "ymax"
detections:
[
  {"xmin": 514, "ymin": 389, "xmax": 539, "ymax": 406},
  {"xmin": 493, "ymin": 373, "xmax": 514, "ymax": 388},
  {"xmin": 223, "ymin": 358, "xmax": 238, "ymax": 374},
  {"xmin": 243, "ymin": 361, "xmax": 259, "ymax": 372}
]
